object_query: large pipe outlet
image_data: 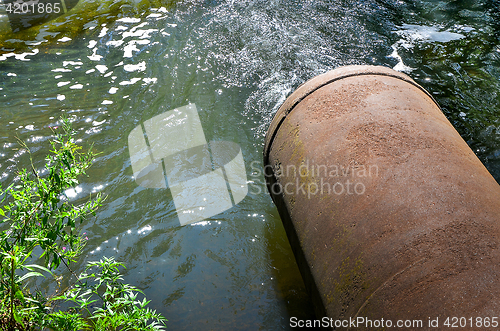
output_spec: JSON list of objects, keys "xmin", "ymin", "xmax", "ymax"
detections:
[{"xmin": 263, "ymin": 65, "xmax": 500, "ymax": 329}]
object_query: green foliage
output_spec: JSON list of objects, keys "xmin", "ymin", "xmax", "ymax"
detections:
[
  {"xmin": 50, "ymin": 257, "xmax": 167, "ymax": 331},
  {"xmin": 0, "ymin": 118, "xmax": 167, "ymax": 330}
]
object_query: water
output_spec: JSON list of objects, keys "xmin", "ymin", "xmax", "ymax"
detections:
[{"xmin": 1, "ymin": 0, "xmax": 499, "ymax": 329}]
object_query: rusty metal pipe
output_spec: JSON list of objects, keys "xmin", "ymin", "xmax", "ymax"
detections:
[{"xmin": 263, "ymin": 65, "xmax": 500, "ymax": 329}]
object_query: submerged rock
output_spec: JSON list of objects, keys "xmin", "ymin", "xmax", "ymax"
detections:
[{"xmin": 0, "ymin": 0, "xmax": 178, "ymax": 53}]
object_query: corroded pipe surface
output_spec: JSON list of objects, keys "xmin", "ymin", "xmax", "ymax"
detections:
[{"xmin": 263, "ymin": 65, "xmax": 500, "ymax": 329}]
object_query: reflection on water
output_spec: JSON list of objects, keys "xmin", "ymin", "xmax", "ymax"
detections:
[{"xmin": 1, "ymin": 0, "xmax": 499, "ymax": 329}]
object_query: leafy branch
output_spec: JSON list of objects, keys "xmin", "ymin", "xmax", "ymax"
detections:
[{"xmin": 0, "ymin": 118, "xmax": 167, "ymax": 330}]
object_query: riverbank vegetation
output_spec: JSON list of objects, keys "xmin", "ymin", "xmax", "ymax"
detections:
[{"xmin": 0, "ymin": 118, "xmax": 167, "ymax": 330}]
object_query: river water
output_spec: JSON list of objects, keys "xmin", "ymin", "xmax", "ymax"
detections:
[{"xmin": 1, "ymin": 0, "xmax": 499, "ymax": 330}]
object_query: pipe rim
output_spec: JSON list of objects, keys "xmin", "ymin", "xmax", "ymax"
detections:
[{"xmin": 262, "ymin": 65, "xmax": 442, "ymax": 167}]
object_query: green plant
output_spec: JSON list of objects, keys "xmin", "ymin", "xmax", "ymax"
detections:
[
  {"xmin": 0, "ymin": 118, "xmax": 167, "ymax": 330},
  {"xmin": 50, "ymin": 257, "xmax": 166, "ymax": 331}
]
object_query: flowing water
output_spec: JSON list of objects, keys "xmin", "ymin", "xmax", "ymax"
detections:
[{"xmin": 1, "ymin": 0, "xmax": 499, "ymax": 329}]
